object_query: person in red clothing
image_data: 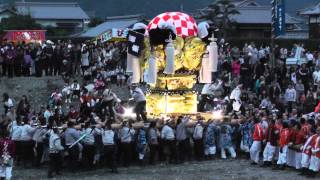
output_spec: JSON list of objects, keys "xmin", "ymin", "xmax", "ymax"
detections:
[
  {"xmin": 300, "ymin": 129, "xmax": 317, "ymax": 175},
  {"xmin": 307, "ymin": 127, "xmax": 320, "ymax": 178},
  {"xmin": 249, "ymin": 118, "xmax": 264, "ymax": 164},
  {"xmin": 287, "ymin": 121, "xmax": 298, "ymax": 168},
  {"xmin": 0, "ymin": 129, "xmax": 15, "ymax": 180},
  {"xmin": 262, "ymin": 119, "xmax": 279, "ymax": 166},
  {"xmin": 68, "ymin": 105, "xmax": 79, "ymax": 120},
  {"xmin": 275, "ymin": 121, "xmax": 290, "ymax": 170},
  {"xmin": 301, "ymin": 118, "xmax": 311, "ymax": 139},
  {"xmin": 291, "ymin": 123, "xmax": 307, "ymax": 170}
]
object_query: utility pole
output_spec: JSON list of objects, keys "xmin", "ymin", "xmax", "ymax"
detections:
[
  {"xmin": 271, "ymin": 0, "xmax": 277, "ymax": 69},
  {"xmin": 180, "ymin": 0, "xmax": 184, "ymax": 12}
]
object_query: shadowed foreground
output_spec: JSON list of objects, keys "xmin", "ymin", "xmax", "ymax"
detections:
[{"xmin": 14, "ymin": 159, "xmax": 313, "ymax": 180}]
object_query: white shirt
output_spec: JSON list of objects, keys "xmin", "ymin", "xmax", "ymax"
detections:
[
  {"xmin": 193, "ymin": 124, "xmax": 204, "ymax": 140},
  {"xmin": 81, "ymin": 52, "xmax": 89, "ymax": 66},
  {"xmin": 306, "ymin": 53, "xmax": 314, "ymax": 61},
  {"xmin": 313, "ymin": 70, "xmax": 320, "ymax": 85},
  {"xmin": 82, "ymin": 128, "xmax": 95, "ymax": 145},
  {"xmin": 230, "ymin": 87, "xmax": 241, "ymax": 101},
  {"xmin": 20, "ymin": 124, "xmax": 36, "ymax": 141},
  {"xmin": 62, "ymin": 85, "xmax": 71, "ymax": 95},
  {"xmin": 44, "ymin": 110, "xmax": 53, "ymax": 122},
  {"xmin": 71, "ymin": 83, "xmax": 80, "ymax": 91},
  {"xmin": 101, "ymin": 129, "xmax": 115, "ymax": 145},
  {"xmin": 49, "ymin": 130, "xmax": 64, "ymax": 153},
  {"xmin": 5, "ymin": 98, "xmax": 14, "ymax": 108},
  {"xmin": 161, "ymin": 125, "xmax": 175, "ymax": 140},
  {"xmin": 10, "ymin": 121, "xmax": 22, "ymax": 141},
  {"xmin": 132, "ymin": 87, "xmax": 146, "ymax": 102},
  {"xmin": 201, "ymin": 84, "xmax": 214, "ymax": 95},
  {"xmin": 119, "ymin": 127, "xmax": 135, "ymax": 143},
  {"xmin": 285, "ymin": 88, "xmax": 297, "ymax": 102}
]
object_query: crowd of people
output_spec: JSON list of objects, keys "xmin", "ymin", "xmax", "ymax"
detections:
[
  {"xmin": 0, "ymin": 40, "xmax": 320, "ymax": 179},
  {"xmin": 0, "ymin": 40, "xmax": 127, "ymax": 81}
]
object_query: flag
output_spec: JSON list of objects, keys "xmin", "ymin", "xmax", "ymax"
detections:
[{"xmin": 127, "ymin": 30, "xmax": 144, "ymax": 57}]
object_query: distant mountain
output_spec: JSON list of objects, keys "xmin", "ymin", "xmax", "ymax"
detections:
[{"xmin": 1, "ymin": 0, "xmax": 319, "ymax": 18}]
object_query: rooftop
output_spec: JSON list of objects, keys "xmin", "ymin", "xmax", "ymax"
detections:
[
  {"xmin": 80, "ymin": 19, "xmax": 139, "ymax": 38},
  {"xmin": 231, "ymin": 6, "xmax": 301, "ymax": 24},
  {"xmin": 299, "ymin": 2, "xmax": 320, "ymax": 15},
  {"xmin": 198, "ymin": 0, "xmax": 303, "ymax": 25},
  {"xmin": 15, "ymin": 1, "xmax": 89, "ymax": 20}
]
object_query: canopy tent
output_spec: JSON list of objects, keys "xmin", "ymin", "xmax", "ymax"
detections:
[{"xmin": 79, "ymin": 19, "xmax": 139, "ymax": 41}]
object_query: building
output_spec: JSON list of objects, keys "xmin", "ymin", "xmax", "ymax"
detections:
[
  {"xmin": 299, "ymin": 2, "xmax": 320, "ymax": 39},
  {"xmin": 79, "ymin": 14, "xmax": 144, "ymax": 40},
  {"xmin": 0, "ymin": 2, "xmax": 89, "ymax": 35},
  {"xmin": 198, "ymin": 0, "xmax": 304, "ymax": 39},
  {"xmin": 0, "ymin": 5, "xmax": 16, "ymax": 22}
]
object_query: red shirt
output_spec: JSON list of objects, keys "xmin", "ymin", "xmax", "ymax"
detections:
[
  {"xmin": 0, "ymin": 138, "xmax": 15, "ymax": 158},
  {"xmin": 279, "ymin": 128, "xmax": 290, "ymax": 148},
  {"xmin": 314, "ymin": 136, "xmax": 320, "ymax": 158},
  {"xmin": 253, "ymin": 123, "xmax": 264, "ymax": 141},
  {"xmin": 301, "ymin": 124, "xmax": 311, "ymax": 138},
  {"xmin": 289, "ymin": 129, "xmax": 297, "ymax": 143},
  {"xmin": 295, "ymin": 129, "xmax": 306, "ymax": 145},
  {"xmin": 267, "ymin": 124, "xmax": 279, "ymax": 146},
  {"xmin": 80, "ymin": 95, "xmax": 91, "ymax": 104},
  {"xmin": 68, "ymin": 110, "xmax": 79, "ymax": 119},
  {"xmin": 275, "ymin": 123, "xmax": 283, "ymax": 131},
  {"xmin": 303, "ymin": 134, "xmax": 318, "ymax": 155}
]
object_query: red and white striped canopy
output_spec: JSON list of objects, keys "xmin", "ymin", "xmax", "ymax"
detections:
[{"xmin": 147, "ymin": 12, "xmax": 198, "ymax": 38}]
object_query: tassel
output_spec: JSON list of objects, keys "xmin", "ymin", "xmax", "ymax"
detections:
[
  {"xmin": 199, "ymin": 53, "xmax": 212, "ymax": 84},
  {"xmin": 126, "ymin": 51, "xmax": 134, "ymax": 73},
  {"xmin": 208, "ymin": 34, "xmax": 218, "ymax": 72},
  {"xmin": 147, "ymin": 52, "xmax": 157, "ymax": 84},
  {"xmin": 131, "ymin": 54, "xmax": 141, "ymax": 84},
  {"xmin": 163, "ymin": 35, "xmax": 175, "ymax": 75}
]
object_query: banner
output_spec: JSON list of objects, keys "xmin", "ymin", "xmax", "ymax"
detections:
[
  {"xmin": 274, "ymin": 0, "xmax": 286, "ymax": 37},
  {"xmin": 100, "ymin": 28, "xmax": 128, "ymax": 42},
  {"xmin": 3, "ymin": 30, "xmax": 46, "ymax": 42},
  {"xmin": 127, "ymin": 30, "xmax": 144, "ymax": 57}
]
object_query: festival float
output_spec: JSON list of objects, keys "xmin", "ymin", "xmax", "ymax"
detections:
[{"xmin": 126, "ymin": 12, "xmax": 219, "ymax": 120}]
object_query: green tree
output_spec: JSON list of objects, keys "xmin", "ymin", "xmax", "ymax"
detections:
[
  {"xmin": 88, "ymin": 17, "xmax": 103, "ymax": 27},
  {"xmin": 200, "ymin": 0, "xmax": 239, "ymax": 39},
  {"xmin": 0, "ymin": 14, "xmax": 42, "ymax": 33}
]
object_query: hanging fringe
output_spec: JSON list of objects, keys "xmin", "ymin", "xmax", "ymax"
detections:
[
  {"xmin": 199, "ymin": 53, "xmax": 212, "ymax": 83},
  {"xmin": 163, "ymin": 36, "xmax": 175, "ymax": 75},
  {"xmin": 131, "ymin": 54, "xmax": 141, "ymax": 83},
  {"xmin": 208, "ymin": 34, "xmax": 218, "ymax": 72},
  {"xmin": 147, "ymin": 52, "xmax": 157, "ymax": 84}
]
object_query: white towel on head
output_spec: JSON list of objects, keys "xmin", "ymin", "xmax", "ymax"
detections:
[
  {"xmin": 158, "ymin": 22, "xmax": 176, "ymax": 35},
  {"xmin": 198, "ymin": 22, "xmax": 209, "ymax": 39},
  {"xmin": 133, "ymin": 23, "xmax": 147, "ymax": 30}
]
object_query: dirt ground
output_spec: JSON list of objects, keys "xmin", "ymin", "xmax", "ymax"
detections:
[
  {"xmin": 0, "ymin": 76, "xmax": 65, "ymax": 113},
  {"xmin": 13, "ymin": 159, "xmax": 315, "ymax": 180},
  {"xmin": 0, "ymin": 76, "xmax": 131, "ymax": 114}
]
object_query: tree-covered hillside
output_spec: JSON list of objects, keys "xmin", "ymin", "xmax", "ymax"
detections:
[{"xmin": 1, "ymin": 0, "xmax": 318, "ymax": 18}]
